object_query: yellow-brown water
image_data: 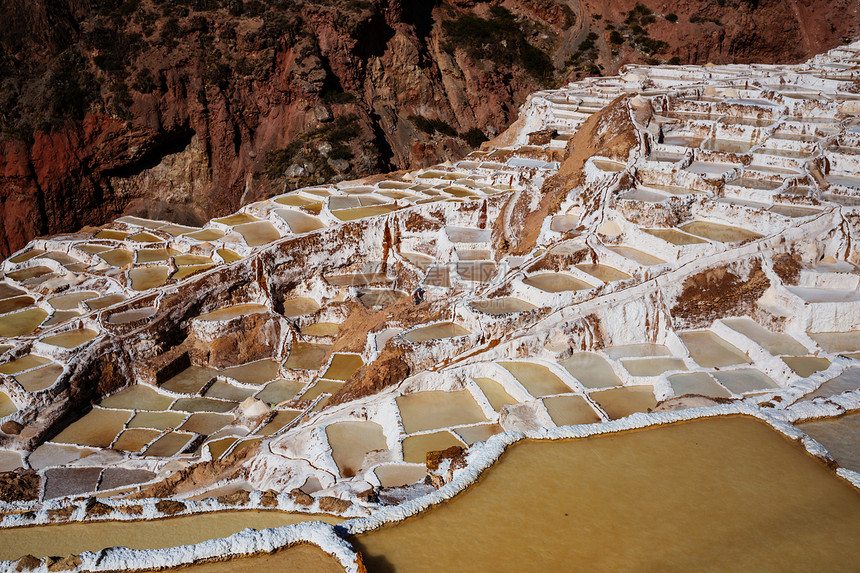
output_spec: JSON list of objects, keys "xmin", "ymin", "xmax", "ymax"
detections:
[
  {"xmin": 469, "ymin": 298, "xmax": 536, "ymax": 315},
  {"xmin": 782, "ymin": 356, "xmax": 831, "ymax": 377},
  {"xmin": 0, "ymin": 307, "xmax": 48, "ymax": 337},
  {"xmin": 234, "ymin": 221, "xmax": 281, "ymax": 247},
  {"xmin": 162, "ymin": 544, "xmax": 345, "ymax": 573},
  {"xmin": 522, "ymin": 273, "xmax": 594, "ymax": 293},
  {"xmin": 396, "ymin": 391, "xmax": 488, "ymax": 434},
  {"xmin": 500, "ymin": 362, "xmax": 574, "ymax": 397},
  {"xmin": 0, "ymin": 354, "xmax": 51, "ymax": 374},
  {"xmin": 0, "ymin": 511, "xmax": 343, "ymax": 561},
  {"xmin": 559, "ymin": 352, "xmax": 621, "ymax": 389},
  {"xmin": 679, "ymin": 221, "xmax": 763, "ymax": 243},
  {"xmin": 284, "ymin": 342, "xmax": 331, "ymax": 370},
  {"xmin": 589, "ymin": 386, "xmax": 657, "ymax": 419},
  {"xmin": 402, "ymin": 322, "xmax": 470, "ymax": 343},
  {"xmin": 473, "ymin": 378, "xmax": 518, "ymax": 411},
  {"xmin": 668, "ymin": 372, "xmax": 732, "ymax": 398},
  {"xmin": 145, "ymin": 431, "xmax": 195, "ymax": 457},
  {"xmin": 643, "ymin": 228, "xmax": 708, "ymax": 246},
  {"xmin": 354, "ymin": 416, "xmax": 860, "ymax": 572},
  {"xmin": 15, "ymin": 364, "xmax": 64, "ymax": 392},
  {"xmin": 679, "ymin": 331, "xmax": 751, "ymax": 368},
  {"xmin": 798, "ymin": 412, "xmax": 860, "ymax": 472},
  {"xmin": 722, "ymin": 318, "xmax": 807, "ymax": 356},
  {"xmin": 52, "ymin": 408, "xmax": 133, "ymax": 448},
  {"xmin": 48, "ymin": 291, "xmax": 98, "ymax": 311},
  {"xmin": 281, "ymin": 297, "xmax": 321, "ymax": 318},
  {"xmin": 128, "ymin": 266, "xmax": 170, "ymax": 291},
  {"xmin": 575, "ymin": 264, "xmax": 631, "ymax": 283},
  {"xmin": 322, "ymin": 354, "xmax": 364, "ymax": 380},
  {"xmin": 402, "ymin": 430, "xmax": 466, "ymax": 463},
  {"xmin": 326, "ymin": 421, "xmax": 388, "ymax": 477},
  {"xmin": 542, "ymin": 395, "xmax": 601, "ymax": 426},
  {"xmin": 41, "ymin": 328, "xmax": 98, "ymax": 349}
]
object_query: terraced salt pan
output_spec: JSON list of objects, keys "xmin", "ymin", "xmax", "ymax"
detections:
[
  {"xmin": 469, "ymin": 298, "xmax": 536, "ymax": 315},
  {"xmin": 679, "ymin": 221, "xmax": 763, "ymax": 243},
  {"xmin": 300, "ymin": 380, "xmax": 344, "ymax": 401},
  {"xmin": 721, "ymin": 318, "xmax": 808, "ymax": 356},
  {"xmin": 801, "ymin": 368, "xmax": 860, "ymax": 400},
  {"xmin": 522, "ymin": 273, "xmax": 593, "ymax": 293},
  {"xmin": 256, "ymin": 410, "xmax": 300, "ymax": 436},
  {"xmin": 559, "ymin": 352, "xmax": 621, "ymax": 389},
  {"xmin": 798, "ymin": 413, "xmax": 860, "ymax": 472},
  {"xmin": 500, "ymin": 362, "xmax": 575, "ymax": 397},
  {"xmin": 281, "ymin": 297, "xmax": 321, "ymax": 317},
  {"xmin": 0, "ymin": 308, "xmax": 48, "ymax": 337},
  {"xmin": 195, "ymin": 304, "xmax": 268, "ymax": 322},
  {"xmin": 473, "ymin": 378, "xmax": 518, "ymax": 411},
  {"xmin": 375, "ymin": 464, "xmax": 428, "ymax": 488},
  {"xmin": 396, "ymin": 391, "xmax": 488, "ymax": 434},
  {"xmin": 809, "ymin": 331, "xmax": 860, "ymax": 353},
  {"xmin": 0, "ymin": 354, "xmax": 51, "ymax": 374},
  {"xmin": 782, "ymin": 356, "xmax": 832, "ymax": 377},
  {"xmin": 221, "ymin": 360, "xmax": 280, "ymax": 385},
  {"xmin": 326, "ymin": 421, "xmax": 387, "ymax": 477},
  {"xmin": 679, "ymin": 331, "xmax": 751, "ymax": 368},
  {"xmin": 106, "ymin": 307, "xmax": 156, "ymax": 324},
  {"xmin": 52, "ymin": 408, "xmax": 133, "ymax": 448},
  {"xmin": 542, "ymin": 395, "xmax": 601, "ymax": 426},
  {"xmin": 145, "ymin": 432, "xmax": 196, "ymax": 457},
  {"xmin": 0, "ymin": 512, "xmax": 343, "ymax": 562},
  {"xmin": 15, "ymin": 364, "xmax": 64, "ymax": 392},
  {"xmin": 321, "ymin": 354, "xmax": 364, "ymax": 381},
  {"xmin": 402, "ymin": 323, "xmax": 470, "ymax": 343},
  {"xmin": 301, "ymin": 323, "xmax": 340, "ymax": 337},
  {"xmin": 161, "ymin": 366, "xmax": 218, "ymax": 394},
  {"xmin": 41, "ymin": 328, "xmax": 98, "ymax": 349},
  {"xmin": 589, "ymin": 386, "xmax": 657, "ymax": 419},
  {"xmin": 171, "ymin": 397, "xmax": 238, "ymax": 414},
  {"xmin": 606, "ymin": 246, "xmax": 665, "ymax": 266},
  {"xmin": 402, "ymin": 430, "xmax": 466, "ymax": 464},
  {"xmin": 48, "ymin": 291, "xmax": 98, "ymax": 310},
  {"xmin": 712, "ymin": 369, "xmax": 779, "ymax": 394},
  {"xmin": 643, "ymin": 228, "xmax": 707, "ymax": 246},
  {"xmin": 234, "ymin": 222, "xmax": 281, "ymax": 247},
  {"xmin": 284, "ymin": 343, "xmax": 331, "ymax": 371},
  {"xmin": 102, "ymin": 385, "xmax": 175, "ymax": 411},
  {"xmin": 352, "ymin": 417, "xmax": 860, "ymax": 572},
  {"xmin": 621, "ymin": 357, "xmax": 687, "ymax": 377},
  {"xmin": 0, "ymin": 295, "xmax": 35, "ymax": 315},
  {"xmin": 668, "ymin": 372, "xmax": 731, "ymax": 398},
  {"xmin": 0, "ymin": 392, "xmax": 16, "ymax": 417}
]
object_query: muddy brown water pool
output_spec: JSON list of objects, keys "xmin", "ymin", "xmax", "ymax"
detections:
[
  {"xmin": 0, "ymin": 512, "xmax": 344, "ymax": 562},
  {"xmin": 353, "ymin": 416, "xmax": 860, "ymax": 572}
]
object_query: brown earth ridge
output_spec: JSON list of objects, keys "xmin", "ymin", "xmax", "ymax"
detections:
[{"xmin": 0, "ymin": 0, "xmax": 857, "ymax": 257}]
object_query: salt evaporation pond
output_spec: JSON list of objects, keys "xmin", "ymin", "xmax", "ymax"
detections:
[
  {"xmin": 560, "ymin": 352, "xmax": 621, "ymax": 389},
  {"xmin": 680, "ymin": 331, "xmax": 751, "ymax": 368},
  {"xmin": 798, "ymin": 412, "xmax": 860, "ymax": 472},
  {"xmin": 0, "ymin": 512, "xmax": 343, "ymax": 561},
  {"xmin": 352, "ymin": 416, "xmax": 860, "ymax": 572},
  {"xmin": 0, "ymin": 307, "xmax": 48, "ymax": 337},
  {"xmin": 522, "ymin": 273, "xmax": 593, "ymax": 293},
  {"xmin": 326, "ymin": 421, "xmax": 387, "ymax": 477},
  {"xmin": 161, "ymin": 544, "xmax": 345, "ymax": 573},
  {"xmin": 500, "ymin": 362, "xmax": 574, "ymax": 397},
  {"xmin": 396, "ymin": 391, "xmax": 488, "ymax": 433},
  {"xmin": 402, "ymin": 322, "xmax": 470, "ymax": 343}
]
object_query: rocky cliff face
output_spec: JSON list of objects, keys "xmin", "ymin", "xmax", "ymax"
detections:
[{"xmin": 0, "ymin": 0, "xmax": 857, "ymax": 257}]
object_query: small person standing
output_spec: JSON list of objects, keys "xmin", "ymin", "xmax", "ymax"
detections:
[{"xmin": 412, "ymin": 286, "xmax": 425, "ymax": 305}]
